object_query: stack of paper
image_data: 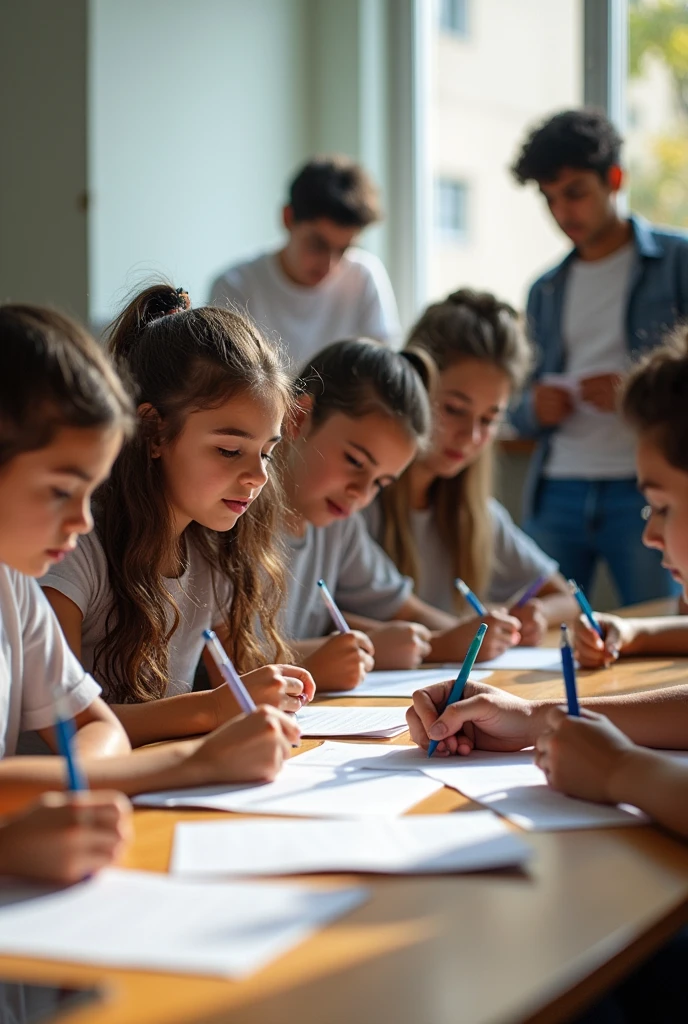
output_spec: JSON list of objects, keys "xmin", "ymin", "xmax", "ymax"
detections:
[
  {"xmin": 134, "ymin": 760, "xmax": 443, "ymax": 818},
  {"xmin": 327, "ymin": 666, "xmax": 492, "ymax": 699},
  {"xmin": 170, "ymin": 812, "xmax": 532, "ymax": 877},
  {"xmin": 295, "ymin": 704, "xmax": 408, "ymax": 738},
  {"xmin": 0, "ymin": 869, "xmax": 366, "ymax": 977},
  {"xmin": 290, "ymin": 742, "xmax": 648, "ymax": 831}
]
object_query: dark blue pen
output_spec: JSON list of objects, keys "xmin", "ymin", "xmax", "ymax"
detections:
[{"xmin": 559, "ymin": 624, "xmax": 580, "ymax": 716}]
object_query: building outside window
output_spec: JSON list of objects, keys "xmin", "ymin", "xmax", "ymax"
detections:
[
  {"xmin": 438, "ymin": 0, "xmax": 469, "ymax": 37},
  {"xmin": 426, "ymin": 0, "xmax": 584, "ymax": 309},
  {"xmin": 434, "ymin": 178, "xmax": 469, "ymax": 242}
]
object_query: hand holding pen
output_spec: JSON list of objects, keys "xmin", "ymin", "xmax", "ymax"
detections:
[{"xmin": 428, "ymin": 622, "xmax": 488, "ymax": 758}]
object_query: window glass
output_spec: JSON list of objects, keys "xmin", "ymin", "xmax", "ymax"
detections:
[
  {"xmin": 427, "ymin": 0, "xmax": 584, "ymax": 309},
  {"xmin": 627, "ymin": 0, "xmax": 688, "ymax": 228}
]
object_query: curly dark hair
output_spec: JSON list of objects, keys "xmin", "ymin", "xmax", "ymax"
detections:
[
  {"xmin": 511, "ymin": 109, "xmax": 623, "ymax": 185},
  {"xmin": 622, "ymin": 326, "xmax": 688, "ymax": 473}
]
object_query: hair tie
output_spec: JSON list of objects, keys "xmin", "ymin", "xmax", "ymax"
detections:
[{"xmin": 146, "ymin": 287, "xmax": 191, "ymax": 324}]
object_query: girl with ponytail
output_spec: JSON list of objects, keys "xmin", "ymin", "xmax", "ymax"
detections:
[
  {"xmin": 42, "ymin": 284, "xmax": 314, "ymax": 746},
  {"xmin": 363, "ymin": 289, "xmax": 577, "ymax": 654}
]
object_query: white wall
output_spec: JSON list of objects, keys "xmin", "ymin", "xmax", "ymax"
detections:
[{"xmin": 88, "ymin": 0, "xmax": 312, "ymax": 325}]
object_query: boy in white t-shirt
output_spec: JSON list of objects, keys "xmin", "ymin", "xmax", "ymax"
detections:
[{"xmin": 209, "ymin": 156, "xmax": 400, "ymax": 367}]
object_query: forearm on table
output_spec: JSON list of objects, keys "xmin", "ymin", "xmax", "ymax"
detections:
[
  {"xmin": 538, "ymin": 592, "xmax": 579, "ymax": 626},
  {"xmin": 610, "ymin": 747, "xmax": 688, "ymax": 838},
  {"xmin": 622, "ymin": 617, "xmax": 688, "ymax": 656},
  {"xmin": 529, "ymin": 686, "xmax": 688, "ymax": 749},
  {"xmin": 0, "ymin": 740, "xmax": 200, "ymax": 808},
  {"xmin": 396, "ymin": 595, "xmax": 459, "ymax": 632},
  {"xmin": 291, "ymin": 637, "xmax": 329, "ymax": 663},
  {"xmin": 109, "ymin": 691, "xmax": 216, "ymax": 747},
  {"xmin": 344, "ymin": 613, "xmax": 383, "ymax": 631}
]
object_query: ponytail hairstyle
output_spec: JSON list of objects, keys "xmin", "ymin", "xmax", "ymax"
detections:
[
  {"xmin": 622, "ymin": 324, "xmax": 688, "ymax": 471},
  {"xmin": 95, "ymin": 284, "xmax": 293, "ymax": 703},
  {"xmin": 0, "ymin": 304, "xmax": 134, "ymax": 469},
  {"xmin": 295, "ymin": 338, "xmax": 432, "ymax": 444},
  {"xmin": 378, "ymin": 289, "xmax": 532, "ymax": 609}
]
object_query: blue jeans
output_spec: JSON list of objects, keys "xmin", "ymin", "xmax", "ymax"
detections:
[{"xmin": 524, "ymin": 478, "xmax": 680, "ymax": 606}]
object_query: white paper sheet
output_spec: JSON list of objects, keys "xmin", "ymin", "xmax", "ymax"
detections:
[
  {"xmin": 290, "ymin": 742, "xmax": 648, "ymax": 831},
  {"xmin": 541, "ymin": 371, "xmax": 617, "ymax": 416},
  {"xmin": 454, "ymin": 647, "xmax": 566, "ymax": 672},
  {"xmin": 0, "ymin": 869, "xmax": 366, "ymax": 978},
  {"xmin": 171, "ymin": 812, "xmax": 532, "ymax": 877},
  {"xmin": 326, "ymin": 667, "xmax": 492, "ymax": 698},
  {"xmin": 295, "ymin": 704, "xmax": 408, "ymax": 737},
  {"xmin": 134, "ymin": 761, "xmax": 443, "ymax": 818}
]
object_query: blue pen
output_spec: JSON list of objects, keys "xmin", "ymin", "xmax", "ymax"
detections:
[
  {"xmin": 454, "ymin": 578, "xmax": 488, "ymax": 617},
  {"xmin": 428, "ymin": 622, "xmax": 488, "ymax": 758},
  {"xmin": 559, "ymin": 624, "xmax": 580, "ymax": 716},
  {"xmin": 54, "ymin": 693, "xmax": 88, "ymax": 792},
  {"xmin": 317, "ymin": 579, "xmax": 350, "ymax": 634},
  {"xmin": 203, "ymin": 629, "xmax": 256, "ymax": 714},
  {"xmin": 514, "ymin": 574, "xmax": 549, "ymax": 609},
  {"xmin": 568, "ymin": 579, "xmax": 603, "ymax": 638}
]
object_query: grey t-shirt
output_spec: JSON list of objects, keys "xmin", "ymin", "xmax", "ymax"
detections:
[
  {"xmin": 40, "ymin": 531, "xmax": 233, "ymax": 701},
  {"xmin": 283, "ymin": 513, "xmax": 413, "ymax": 640},
  {"xmin": 362, "ymin": 497, "xmax": 558, "ymax": 614}
]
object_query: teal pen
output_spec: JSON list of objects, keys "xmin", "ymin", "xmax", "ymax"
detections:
[
  {"xmin": 428, "ymin": 622, "xmax": 488, "ymax": 758},
  {"xmin": 568, "ymin": 579, "xmax": 603, "ymax": 638},
  {"xmin": 454, "ymin": 577, "xmax": 488, "ymax": 617}
]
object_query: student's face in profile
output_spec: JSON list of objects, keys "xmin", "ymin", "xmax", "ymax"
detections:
[
  {"xmin": 281, "ymin": 209, "xmax": 361, "ymax": 287},
  {"xmin": 0, "ymin": 425, "xmax": 123, "ymax": 577},
  {"xmin": 420, "ymin": 358, "xmax": 510, "ymax": 479},
  {"xmin": 153, "ymin": 391, "xmax": 283, "ymax": 537},
  {"xmin": 637, "ymin": 434, "xmax": 688, "ymax": 596},
  {"xmin": 538, "ymin": 167, "xmax": 620, "ymax": 249},
  {"xmin": 288, "ymin": 408, "xmax": 417, "ymax": 528}
]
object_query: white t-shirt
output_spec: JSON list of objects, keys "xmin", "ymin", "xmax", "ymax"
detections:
[
  {"xmin": 0, "ymin": 564, "xmax": 100, "ymax": 757},
  {"xmin": 208, "ymin": 248, "xmax": 401, "ymax": 369},
  {"xmin": 40, "ymin": 532, "xmax": 233, "ymax": 702},
  {"xmin": 545, "ymin": 242, "xmax": 638, "ymax": 478},
  {"xmin": 282, "ymin": 514, "xmax": 412, "ymax": 640},
  {"xmin": 362, "ymin": 498, "xmax": 558, "ymax": 614}
]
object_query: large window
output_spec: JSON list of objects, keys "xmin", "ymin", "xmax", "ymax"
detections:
[
  {"xmin": 627, "ymin": 0, "xmax": 688, "ymax": 229},
  {"xmin": 426, "ymin": 0, "xmax": 584, "ymax": 310}
]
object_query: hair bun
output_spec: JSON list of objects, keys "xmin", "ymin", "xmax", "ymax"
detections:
[{"xmin": 143, "ymin": 286, "xmax": 191, "ymax": 325}]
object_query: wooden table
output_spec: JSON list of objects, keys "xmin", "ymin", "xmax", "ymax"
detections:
[{"xmin": 3, "ymin": 644, "xmax": 688, "ymax": 1024}]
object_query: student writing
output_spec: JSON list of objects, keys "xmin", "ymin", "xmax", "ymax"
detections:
[
  {"xmin": 0, "ymin": 303, "xmax": 298, "ymax": 803},
  {"xmin": 407, "ymin": 324, "xmax": 688, "ymax": 839},
  {"xmin": 363, "ymin": 289, "xmax": 576, "ymax": 646},
  {"xmin": 281, "ymin": 339, "xmax": 535, "ymax": 691},
  {"xmin": 42, "ymin": 285, "xmax": 314, "ymax": 747}
]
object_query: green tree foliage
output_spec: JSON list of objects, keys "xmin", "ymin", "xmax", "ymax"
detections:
[{"xmin": 628, "ymin": 1, "xmax": 688, "ymax": 227}]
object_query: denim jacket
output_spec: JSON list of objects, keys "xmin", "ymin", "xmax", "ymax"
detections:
[{"xmin": 510, "ymin": 215, "xmax": 688, "ymax": 518}]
